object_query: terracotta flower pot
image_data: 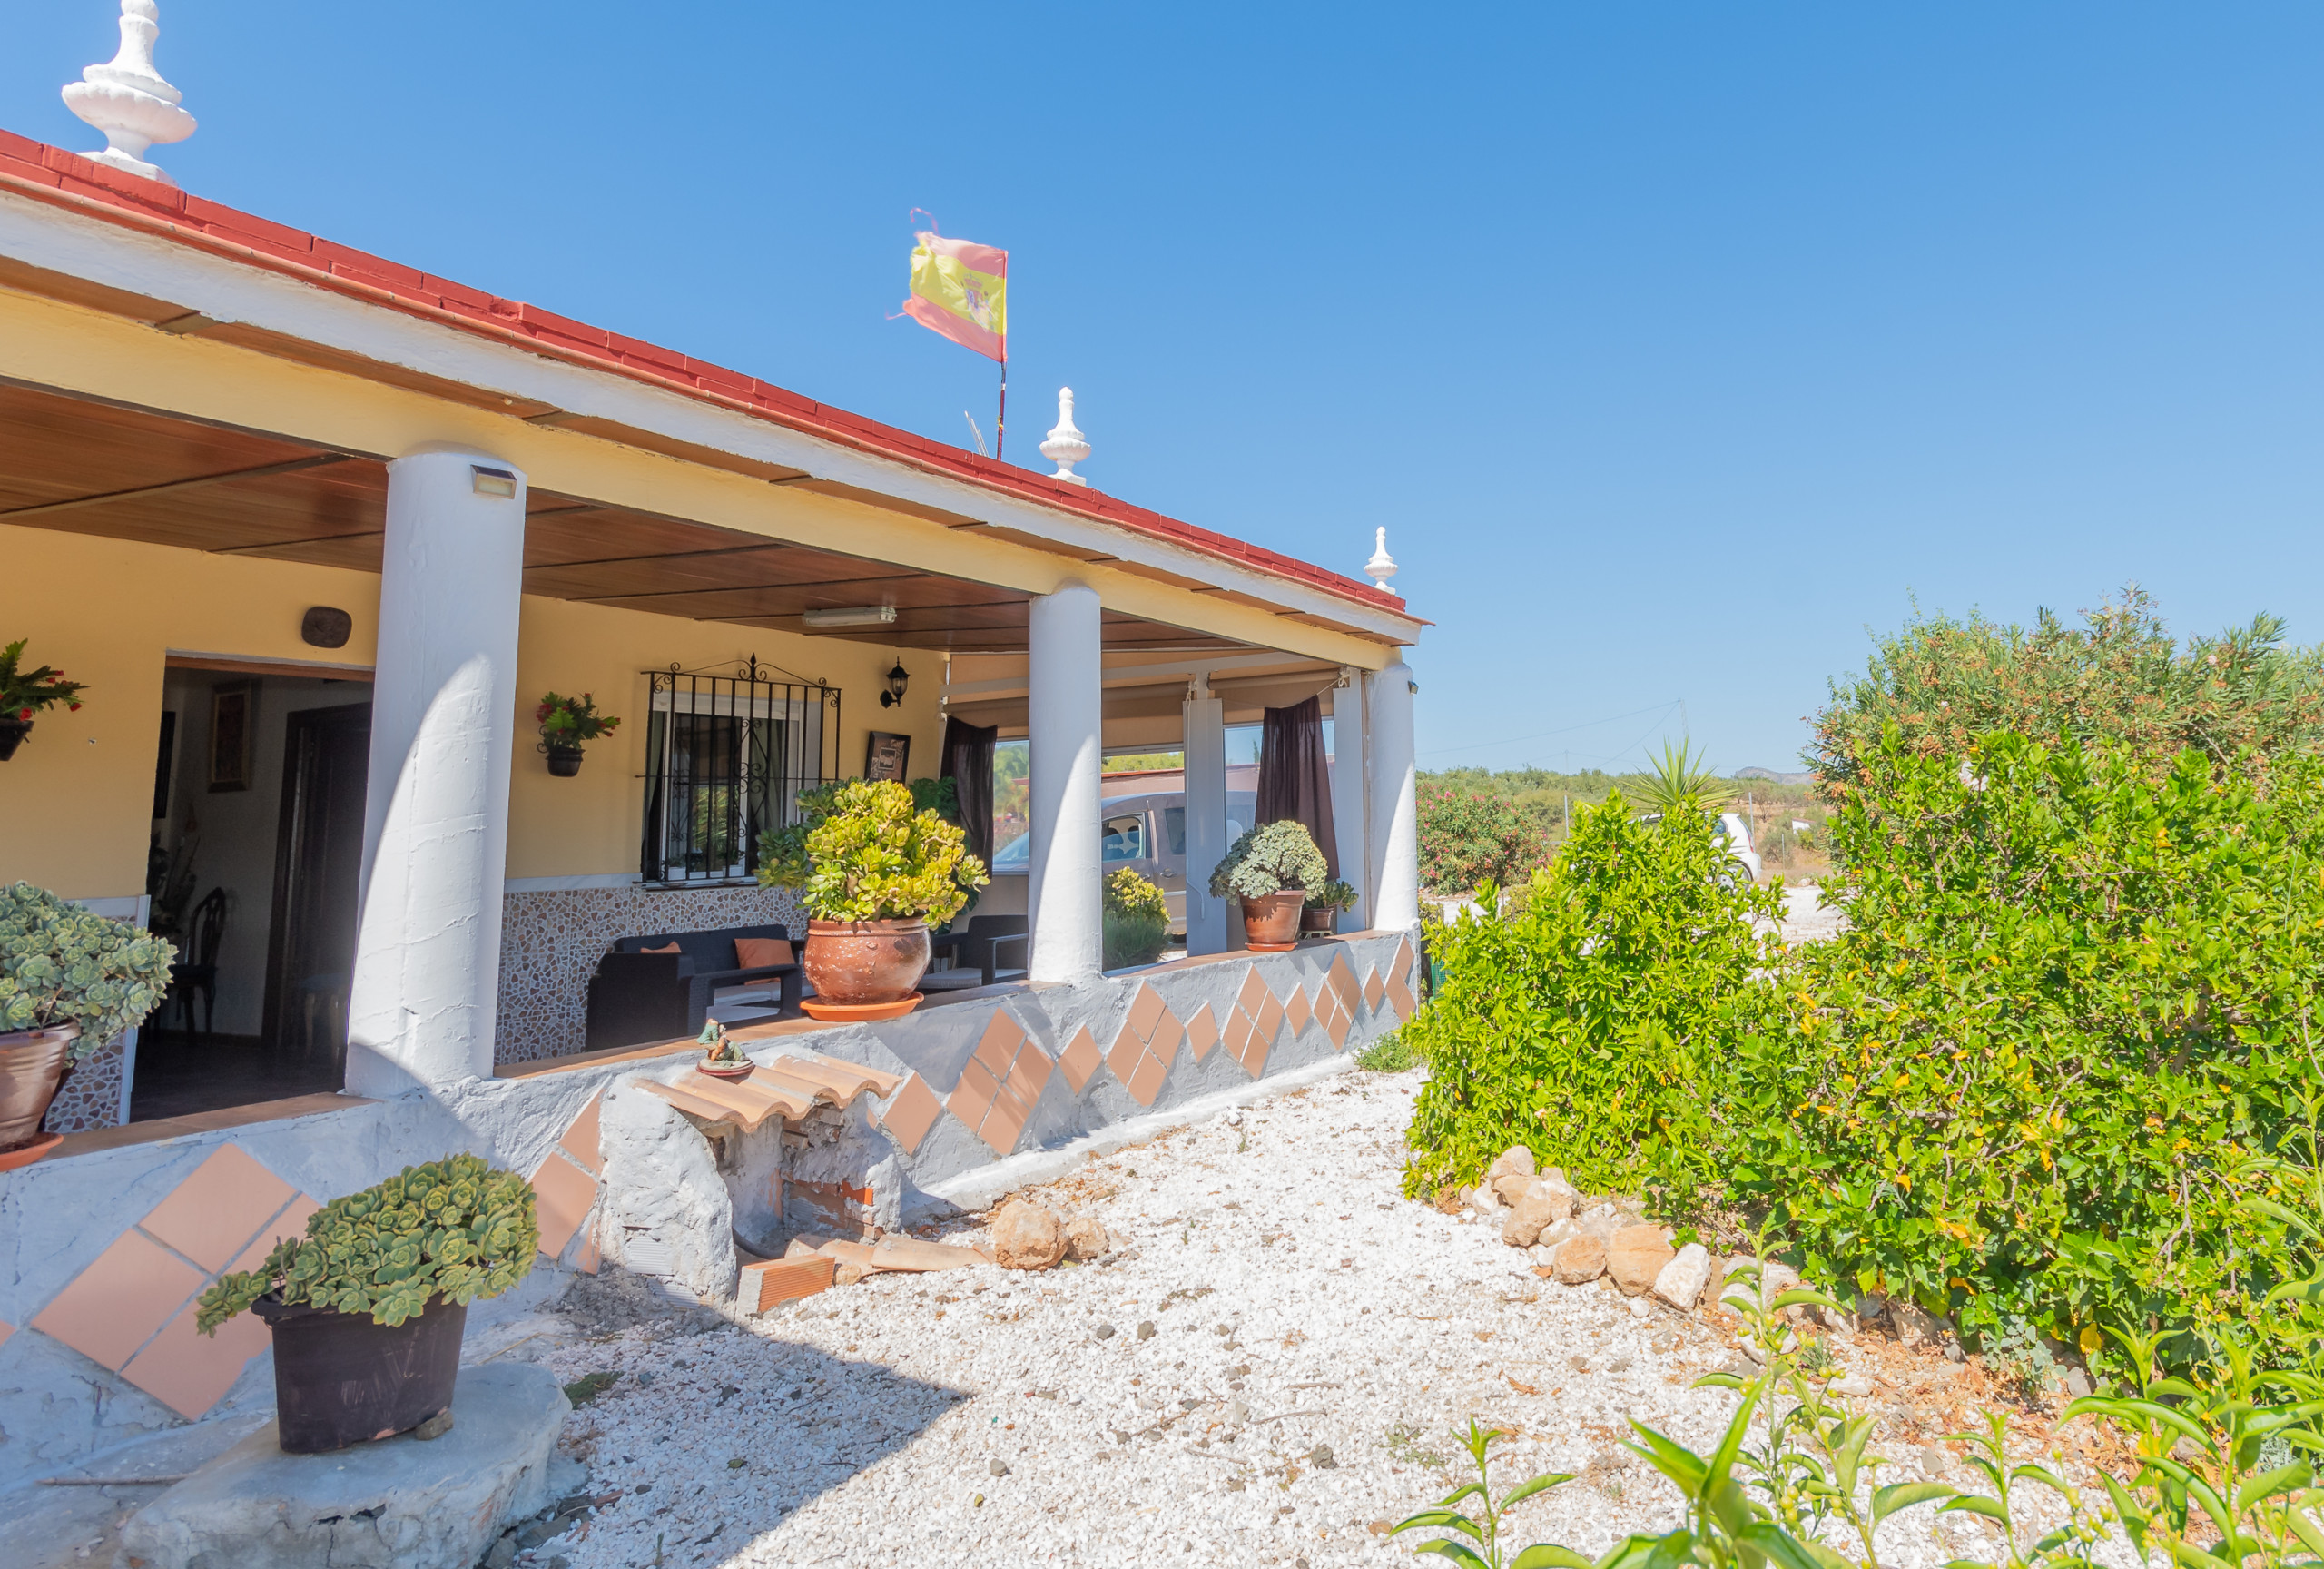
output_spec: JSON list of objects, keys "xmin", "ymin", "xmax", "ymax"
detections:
[
  {"xmin": 0, "ymin": 1022, "xmax": 78, "ymax": 1151},
  {"xmin": 1239, "ymin": 891, "xmax": 1309, "ymax": 951},
  {"xmin": 1300, "ymin": 904, "xmax": 1339, "ymax": 934},
  {"xmin": 803, "ymin": 918, "xmax": 931, "ymax": 1006}
]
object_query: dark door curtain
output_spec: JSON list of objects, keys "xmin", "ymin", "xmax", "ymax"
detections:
[
  {"xmin": 1256, "ymin": 695, "xmax": 1338, "ymax": 877},
  {"xmin": 940, "ymin": 716, "xmax": 999, "ymax": 870},
  {"xmin": 262, "ymin": 701, "xmax": 370, "ymax": 1071}
]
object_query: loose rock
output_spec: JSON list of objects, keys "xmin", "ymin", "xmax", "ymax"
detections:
[
  {"xmin": 1891, "ymin": 1301, "xmax": 1946, "ymax": 1352},
  {"xmin": 1063, "ymin": 1216, "xmax": 1113, "ymax": 1261},
  {"xmin": 1500, "ymin": 1181, "xmax": 1574, "ymax": 1249},
  {"xmin": 989, "ymin": 1459, "xmax": 1010, "ymax": 1477},
  {"xmin": 1135, "ymin": 1320, "xmax": 1157, "ymax": 1341},
  {"xmin": 1651, "ymin": 1242, "xmax": 1710, "ymax": 1310},
  {"xmin": 990, "ymin": 1199, "xmax": 1069, "ymax": 1270},
  {"xmin": 1551, "ymin": 1232, "xmax": 1607, "ymax": 1284},
  {"xmin": 1607, "ymin": 1225, "xmax": 1676, "ymax": 1296},
  {"xmin": 1484, "ymin": 1146, "xmax": 1536, "ymax": 1182}
]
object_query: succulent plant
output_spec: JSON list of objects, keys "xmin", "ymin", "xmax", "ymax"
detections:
[
  {"xmin": 196, "ymin": 1152, "xmax": 539, "ymax": 1333},
  {"xmin": 1206, "ymin": 820, "xmax": 1330, "ymax": 901},
  {"xmin": 0, "ymin": 882, "xmax": 175, "ymax": 1057},
  {"xmin": 758, "ymin": 779, "xmax": 988, "ymax": 924}
]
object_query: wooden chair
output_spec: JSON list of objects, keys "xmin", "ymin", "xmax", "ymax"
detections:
[{"xmin": 167, "ymin": 886, "xmax": 227, "ymax": 1039}]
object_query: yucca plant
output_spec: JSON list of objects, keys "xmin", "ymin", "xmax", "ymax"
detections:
[
  {"xmin": 1625, "ymin": 738, "xmax": 1738, "ymax": 814},
  {"xmin": 195, "ymin": 1153, "xmax": 538, "ymax": 1332}
]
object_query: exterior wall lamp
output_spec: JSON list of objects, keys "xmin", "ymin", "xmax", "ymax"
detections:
[{"xmin": 880, "ymin": 660, "xmax": 910, "ymax": 708}]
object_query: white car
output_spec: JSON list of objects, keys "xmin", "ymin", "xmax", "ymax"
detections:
[
  {"xmin": 1714, "ymin": 811, "xmax": 1763, "ymax": 883},
  {"xmin": 990, "ymin": 788, "xmax": 1257, "ymax": 934}
]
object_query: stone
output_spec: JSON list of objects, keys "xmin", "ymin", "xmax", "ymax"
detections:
[
  {"xmin": 1760, "ymin": 1261, "xmax": 1804, "ymax": 1311},
  {"xmin": 1484, "ymin": 1146, "xmax": 1536, "ymax": 1182},
  {"xmin": 1830, "ymin": 1373, "xmax": 1874, "ymax": 1398},
  {"xmin": 413, "ymin": 1408, "xmax": 455, "ymax": 1441},
  {"xmin": 1226, "ymin": 1400, "xmax": 1250, "ymax": 1425},
  {"xmin": 833, "ymin": 1263, "xmax": 868, "ymax": 1286},
  {"xmin": 1627, "ymin": 1297, "xmax": 1650, "ymax": 1320},
  {"xmin": 990, "ymin": 1200, "xmax": 1068, "ymax": 1270},
  {"xmin": 1500, "ymin": 1182, "xmax": 1575, "ymax": 1249},
  {"xmin": 1491, "ymin": 1174, "xmax": 1535, "ymax": 1206},
  {"xmin": 1094, "ymin": 1322, "xmax": 1116, "ymax": 1339},
  {"xmin": 1651, "ymin": 1242, "xmax": 1711, "ymax": 1310},
  {"xmin": 1607, "ymin": 1225, "xmax": 1676, "ymax": 1296},
  {"xmin": 1136, "ymin": 1320, "xmax": 1157, "ymax": 1341},
  {"xmin": 1465, "ymin": 1185, "xmax": 1501, "ymax": 1217},
  {"xmin": 1309, "ymin": 1444, "xmax": 1335, "ymax": 1468},
  {"xmin": 1891, "ymin": 1301, "xmax": 1946, "ymax": 1353},
  {"xmin": 485, "ymin": 1531, "xmax": 517, "ymax": 1569},
  {"xmin": 2062, "ymin": 1366, "xmax": 2093, "ymax": 1399},
  {"xmin": 118, "ymin": 1364, "xmax": 567, "ymax": 1569},
  {"xmin": 1551, "ymin": 1232, "xmax": 1606, "ymax": 1284},
  {"xmin": 989, "ymin": 1459, "xmax": 1010, "ymax": 1476},
  {"xmin": 1063, "ymin": 1216, "xmax": 1113, "ymax": 1261}
]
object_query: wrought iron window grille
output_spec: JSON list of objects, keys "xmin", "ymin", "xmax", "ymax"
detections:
[{"xmin": 639, "ymin": 656, "xmax": 840, "ymax": 885}]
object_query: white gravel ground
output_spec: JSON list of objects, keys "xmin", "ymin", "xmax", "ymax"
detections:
[{"xmin": 530, "ymin": 1066, "xmax": 2102, "ymax": 1569}]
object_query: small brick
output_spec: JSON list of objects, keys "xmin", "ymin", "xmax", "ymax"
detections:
[
  {"xmin": 313, "ymin": 240, "xmax": 427, "ymax": 291},
  {"xmin": 741, "ymin": 1255, "xmax": 833, "ymax": 1312},
  {"xmin": 182, "ymin": 195, "xmax": 313, "ymax": 253},
  {"xmin": 515, "ymin": 302, "xmax": 608, "ymax": 348},
  {"xmin": 608, "ymin": 332, "xmax": 688, "ymax": 374}
]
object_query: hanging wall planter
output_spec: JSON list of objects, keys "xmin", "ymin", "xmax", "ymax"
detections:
[
  {"xmin": 0, "ymin": 718, "xmax": 29, "ymax": 763},
  {"xmin": 535, "ymin": 690, "xmax": 618, "ymax": 778},
  {"xmin": 0, "ymin": 638, "xmax": 87, "ymax": 761}
]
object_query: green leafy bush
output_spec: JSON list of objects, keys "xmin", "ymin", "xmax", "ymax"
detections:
[
  {"xmin": 1416, "ymin": 784, "xmax": 1540, "ymax": 895},
  {"xmin": 1103, "ymin": 868, "xmax": 1169, "ymax": 968},
  {"xmin": 1207, "ymin": 820, "xmax": 1328, "ymax": 900},
  {"xmin": 195, "ymin": 1153, "xmax": 537, "ymax": 1332},
  {"xmin": 1400, "ymin": 792, "xmax": 1781, "ymax": 1205},
  {"xmin": 0, "ymin": 882, "xmax": 175, "ymax": 1057},
  {"xmin": 534, "ymin": 691, "xmax": 619, "ymax": 745},
  {"xmin": 1731, "ymin": 729, "xmax": 2324, "ymax": 1369},
  {"xmin": 757, "ymin": 780, "xmax": 988, "ymax": 924}
]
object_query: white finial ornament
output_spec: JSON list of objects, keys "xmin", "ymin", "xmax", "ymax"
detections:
[
  {"xmin": 62, "ymin": 1, "xmax": 196, "ymax": 185},
  {"xmin": 1364, "ymin": 527, "xmax": 1398, "ymax": 588},
  {"xmin": 1039, "ymin": 387, "xmax": 1091, "ymax": 487}
]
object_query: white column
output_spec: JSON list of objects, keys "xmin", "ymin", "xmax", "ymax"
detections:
[
  {"xmin": 1027, "ymin": 582, "xmax": 1104, "ymax": 983},
  {"xmin": 1367, "ymin": 661, "xmax": 1420, "ymax": 933},
  {"xmin": 345, "ymin": 446, "xmax": 527, "ymax": 1097},
  {"xmin": 1181, "ymin": 676, "xmax": 1229, "ymax": 955},
  {"xmin": 1329, "ymin": 670, "xmax": 1370, "ymax": 926}
]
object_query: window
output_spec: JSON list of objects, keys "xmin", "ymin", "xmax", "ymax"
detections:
[
  {"xmin": 1162, "ymin": 806, "xmax": 1186, "ymax": 856},
  {"xmin": 1101, "ymin": 814, "xmax": 1146, "ymax": 863},
  {"xmin": 641, "ymin": 659, "xmax": 838, "ymax": 884}
]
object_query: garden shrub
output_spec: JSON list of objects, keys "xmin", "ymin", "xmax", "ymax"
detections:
[
  {"xmin": 1415, "ymin": 784, "xmax": 1541, "ymax": 895},
  {"xmin": 1731, "ymin": 727, "xmax": 2324, "ymax": 1371},
  {"xmin": 1400, "ymin": 791, "xmax": 1780, "ymax": 1206},
  {"xmin": 1102, "ymin": 867, "xmax": 1169, "ymax": 969}
]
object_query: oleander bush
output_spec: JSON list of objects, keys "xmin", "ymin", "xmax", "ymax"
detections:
[
  {"xmin": 1416, "ymin": 782, "xmax": 1541, "ymax": 896},
  {"xmin": 1400, "ymin": 790, "xmax": 1781, "ymax": 1208}
]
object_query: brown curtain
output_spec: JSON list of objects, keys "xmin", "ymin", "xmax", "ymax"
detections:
[
  {"xmin": 939, "ymin": 716, "xmax": 998, "ymax": 870},
  {"xmin": 1256, "ymin": 695, "xmax": 1338, "ymax": 877}
]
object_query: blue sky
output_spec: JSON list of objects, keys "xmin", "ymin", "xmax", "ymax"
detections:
[{"xmin": 7, "ymin": 4, "xmax": 2319, "ymax": 775}]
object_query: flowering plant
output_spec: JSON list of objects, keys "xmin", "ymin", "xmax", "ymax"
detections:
[
  {"xmin": 536, "ymin": 691, "xmax": 619, "ymax": 745},
  {"xmin": 0, "ymin": 639, "xmax": 85, "ymax": 724}
]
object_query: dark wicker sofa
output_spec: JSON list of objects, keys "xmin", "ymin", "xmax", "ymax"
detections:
[{"xmin": 583, "ymin": 923, "xmax": 803, "ymax": 1051}]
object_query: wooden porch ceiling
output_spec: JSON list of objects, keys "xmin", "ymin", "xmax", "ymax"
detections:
[{"xmin": 0, "ymin": 380, "xmax": 1251, "ymax": 656}]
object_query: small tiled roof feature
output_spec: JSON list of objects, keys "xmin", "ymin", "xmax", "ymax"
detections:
[{"xmin": 639, "ymin": 1049, "xmax": 904, "ymax": 1132}]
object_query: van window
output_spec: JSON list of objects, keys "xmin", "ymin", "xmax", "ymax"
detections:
[
  {"xmin": 1163, "ymin": 807, "xmax": 1186, "ymax": 856},
  {"xmin": 1101, "ymin": 814, "xmax": 1145, "ymax": 863}
]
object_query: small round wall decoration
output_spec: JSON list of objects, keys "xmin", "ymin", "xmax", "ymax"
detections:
[{"xmin": 300, "ymin": 607, "xmax": 353, "ymax": 648}]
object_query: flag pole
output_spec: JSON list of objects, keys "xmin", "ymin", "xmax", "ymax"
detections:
[{"xmin": 995, "ymin": 359, "xmax": 1008, "ymax": 461}]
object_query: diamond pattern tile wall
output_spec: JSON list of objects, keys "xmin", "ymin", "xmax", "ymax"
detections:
[
  {"xmin": 949, "ymin": 1010, "xmax": 1053, "ymax": 1155},
  {"xmin": 1385, "ymin": 937, "xmax": 1419, "ymax": 1019},
  {"xmin": 877, "ymin": 1072, "xmax": 943, "ymax": 1155},
  {"xmin": 1284, "ymin": 986, "xmax": 1312, "ymax": 1035},
  {"xmin": 1057, "ymin": 1026, "xmax": 1104, "ymax": 1093},
  {"xmin": 1326, "ymin": 952, "xmax": 1362, "ymax": 1017},
  {"xmin": 1312, "ymin": 976, "xmax": 1354, "ymax": 1050},
  {"xmin": 1363, "ymin": 965, "xmax": 1386, "ymax": 1012},
  {"xmin": 531, "ymin": 1151, "xmax": 597, "ymax": 1261},
  {"xmin": 30, "ymin": 1231, "xmax": 205, "ymax": 1374},
  {"xmin": 1219, "ymin": 968, "xmax": 1283, "ymax": 1079},
  {"xmin": 1105, "ymin": 982, "xmax": 1183, "ymax": 1107},
  {"xmin": 137, "ymin": 1145, "xmax": 298, "ymax": 1272},
  {"xmin": 559, "ymin": 1090, "xmax": 604, "ymax": 1176},
  {"xmin": 1184, "ymin": 1004, "xmax": 1219, "ymax": 1061}
]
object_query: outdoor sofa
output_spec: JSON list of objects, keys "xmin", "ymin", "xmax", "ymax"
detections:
[{"xmin": 584, "ymin": 923, "xmax": 803, "ymax": 1050}]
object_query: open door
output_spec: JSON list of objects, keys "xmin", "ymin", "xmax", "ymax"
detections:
[{"xmin": 261, "ymin": 701, "xmax": 371, "ymax": 1079}]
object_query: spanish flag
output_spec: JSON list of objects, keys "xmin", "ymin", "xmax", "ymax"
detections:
[{"xmin": 901, "ymin": 231, "xmax": 1007, "ymax": 362}]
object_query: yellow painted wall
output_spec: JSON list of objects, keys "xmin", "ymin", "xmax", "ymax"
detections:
[{"xmin": 0, "ymin": 524, "xmax": 945, "ymax": 898}]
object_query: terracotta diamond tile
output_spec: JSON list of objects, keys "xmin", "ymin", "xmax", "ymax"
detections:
[
  {"xmin": 1235, "ymin": 1018, "xmax": 1272, "ymax": 1079},
  {"xmin": 559, "ymin": 1090, "xmax": 605, "ymax": 1175},
  {"xmin": 574, "ymin": 1228, "xmax": 601, "ymax": 1275},
  {"xmin": 1364, "ymin": 967, "xmax": 1387, "ymax": 1011},
  {"xmin": 1058, "ymin": 1026, "xmax": 1103, "ymax": 1092},
  {"xmin": 1235, "ymin": 968, "xmax": 1273, "ymax": 1019},
  {"xmin": 1385, "ymin": 971, "xmax": 1417, "ymax": 1021},
  {"xmin": 1000, "ymin": 1040, "xmax": 1051, "ymax": 1112},
  {"xmin": 1326, "ymin": 952, "xmax": 1362, "ymax": 1014},
  {"xmin": 1320, "ymin": 992, "xmax": 1353, "ymax": 1049},
  {"xmin": 1284, "ymin": 987, "xmax": 1312, "ymax": 1034},
  {"xmin": 225, "ymin": 1195, "xmax": 320, "ymax": 1276},
  {"xmin": 1253, "ymin": 990, "xmax": 1285, "ymax": 1044},
  {"xmin": 1147, "ymin": 1006, "xmax": 1184, "ymax": 1062},
  {"xmin": 878, "ymin": 1072, "xmax": 943, "ymax": 1155},
  {"xmin": 1125, "ymin": 983, "xmax": 1167, "ymax": 1041},
  {"xmin": 1393, "ymin": 937, "xmax": 1417, "ymax": 985},
  {"xmin": 31, "ymin": 1230, "xmax": 206, "ymax": 1372},
  {"xmin": 1128, "ymin": 1049, "xmax": 1169, "ymax": 1105},
  {"xmin": 947, "ymin": 1056, "xmax": 1000, "ymax": 1133},
  {"xmin": 1105, "ymin": 1029, "xmax": 1149, "ymax": 1088},
  {"xmin": 530, "ymin": 1151, "xmax": 598, "ymax": 1261},
  {"xmin": 137, "ymin": 1144, "xmax": 298, "ymax": 1272},
  {"xmin": 1222, "ymin": 1008, "xmax": 1255, "ymax": 1064},
  {"xmin": 121, "ymin": 1296, "xmax": 271, "ymax": 1419},
  {"xmin": 972, "ymin": 1011, "xmax": 1029, "ymax": 1077},
  {"xmin": 0, "ymin": 1319, "xmax": 13, "ymax": 1352}
]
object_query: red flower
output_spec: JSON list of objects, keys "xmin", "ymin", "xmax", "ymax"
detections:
[
  {"xmin": 15, "ymin": 708, "xmax": 29, "ymax": 720},
  {"xmin": 68, "ymin": 703, "xmax": 82, "ymax": 712}
]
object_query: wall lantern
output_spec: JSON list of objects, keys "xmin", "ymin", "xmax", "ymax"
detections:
[{"xmin": 879, "ymin": 660, "xmax": 910, "ymax": 708}]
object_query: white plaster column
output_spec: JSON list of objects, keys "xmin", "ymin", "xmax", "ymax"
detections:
[
  {"xmin": 1367, "ymin": 661, "xmax": 1420, "ymax": 933},
  {"xmin": 1181, "ymin": 675, "xmax": 1229, "ymax": 955},
  {"xmin": 1329, "ymin": 670, "xmax": 1370, "ymax": 927},
  {"xmin": 1027, "ymin": 582, "xmax": 1104, "ymax": 983},
  {"xmin": 346, "ymin": 447, "xmax": 527, "ymax": 1097}
]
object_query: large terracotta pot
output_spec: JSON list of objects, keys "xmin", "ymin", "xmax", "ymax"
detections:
[
  {"xmin": 1239, "ymin": 891, "xmax": 1308, "ymax": 951},
  {"xmin": 803, "ymin": 918, "xmax": 931, "ymax": 1005},
  {"xmin": 0, "ymin": 1022, "xmax": 79, "ymax": 1149}
]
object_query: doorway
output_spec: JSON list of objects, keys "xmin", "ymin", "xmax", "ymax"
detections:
[{"xmin": 136, "ymin": 670, "xmax": 370, "ymax": 1120}]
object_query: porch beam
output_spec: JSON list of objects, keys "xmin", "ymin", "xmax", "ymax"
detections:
[{"xmin": 0, "ymin": 452, "xmax": 349, "ymax": 520}]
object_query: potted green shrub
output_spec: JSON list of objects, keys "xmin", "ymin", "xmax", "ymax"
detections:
[
  {"xmin": 195, "ymin": 1152, "xmax": 538, "ymax": 1454},
  {"xmin": 1301, "ymin": 878, "xmax": 1358, "ymax": 934},
  {"xmin": 758, "ymin": 779, "xmax": 988, "ymax": 1017},
  {"xmin": 1103, "ymin": 868, "xmax": 1171, "ymax": 969},
  {"xmin": 0, "ymin": 639, "xmax": 87, "ymax": 761},
  {"xmin": 535, "ymin": 691, "xmax": 619, "ymax": 777},
  {"xmin": 1208, "ymin": 820, "xmax": 1330, "ymax": 951},
  {"xmin": 0, "ymin": 883, "xmax": 174, "ymax": 1166}
]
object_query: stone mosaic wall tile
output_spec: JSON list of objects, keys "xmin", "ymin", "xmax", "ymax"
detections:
[
  {"xmin": 878, "ymin": 1072, "xmax": 943, "ymax": 1155},
  {"xmin": 42, "ymin": 1038, "xmax": 124, "ymax": 1135},
  {"xmin": 1057, "ymin": 1026, "xmax": 1104, "ymax": 1093}
]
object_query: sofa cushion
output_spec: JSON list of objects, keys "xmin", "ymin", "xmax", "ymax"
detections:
[
  {"xmin": 641, "ymin": 942, "xmax": 681, "ymax": 953},
  {"xmin": 734, "ymin": 937, "xmax": 793, "ymax": 969}
]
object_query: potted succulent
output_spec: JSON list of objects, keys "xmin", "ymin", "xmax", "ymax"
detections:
[
  {"xmin": 0, "ymin": 639, "xmax": 87, "ymax": 761},
  {"xmin": 535, "ymin": 691, "xmax": 619, "ymax": 777},
  {"xmin": 1208, "ymin": 821, "xmax": 1330, "ymax": 952},
  {"xmin": 1103, "ymin": 868, "xmax": 1171, "ymax": 970},
  {"xmin": 1301, "ymin": 878, "xmax": 1358, "ymax": 934},
  {"xmin": 696, "ymin": 1020, "xmax": 753, "ymax": 1081},
  {"xmin": 758, "ymin": 779, "xmax": 987, "ymax": 1018},
  {"xmin": 0, "ymin": 883, "xmax": 175, "ymax": 1166},
  {"xmin": 195, "ymin": 1153, "xmax": 538, "ymax": 1454}
]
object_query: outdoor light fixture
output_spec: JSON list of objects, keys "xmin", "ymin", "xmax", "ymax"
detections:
[
  {"xmin": 470, "ymin": 465, "xmax": 518, "ymax": 498},
  {"xmin": 801, "ymin": 606, "xmax": 898, "ymax": 628},
  {"xmin": 880, "ymin": 661, "xmax": 910, "ymax": 708}
]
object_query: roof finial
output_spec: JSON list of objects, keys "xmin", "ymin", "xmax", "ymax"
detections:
[
  {"xmin": 1039, "ymin": 387, "xmax": 1090, "ymax": 487},
  {"xmin": 62, "ymin": 1, "xmax": 196, "ymax": 185},
  {"xmin": 1364, "ymin": 527, "xmax": 1398, "ymax": 588}
]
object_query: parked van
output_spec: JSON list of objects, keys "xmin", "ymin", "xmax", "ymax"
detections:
[{"xmin": 990, "ymin": 789, "xmax": 1258, "ymax": 934}]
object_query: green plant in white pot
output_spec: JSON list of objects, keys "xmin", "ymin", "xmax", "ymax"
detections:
[
  {"xmin": 1208, "ymin": 821, "xmax": 1330, "ymax": 951},
  {"xmin": 0, "ymin": 882, "xmax": 175, "ymax": 1160}
]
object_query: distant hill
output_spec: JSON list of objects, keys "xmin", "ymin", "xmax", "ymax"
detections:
[{"xmin": 1735, "ymin": 766, "xmax": 1814, "ymax": 784}]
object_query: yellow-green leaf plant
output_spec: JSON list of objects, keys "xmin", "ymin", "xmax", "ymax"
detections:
[
  {"xmin": 195, "ymin": 1153, "xmax": 539, "ymax": 1333},
  {"xmin": 758, "ymin": 779, "xmax": 988, "ymax": 925},
  {"xmin": 0, "ymin": 882, "xmax": 176, "ymax": 1057}
]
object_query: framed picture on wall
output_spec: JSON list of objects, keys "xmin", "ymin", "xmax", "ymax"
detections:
[
  {"xmin": 863, "ymin": 731, "xmax": 911, "ymax": 782},
  {"xmin": 208, "ymin": 680, "xmax": 256, "ymax": 793}
]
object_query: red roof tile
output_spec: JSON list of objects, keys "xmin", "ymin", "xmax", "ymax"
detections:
[{"xmin": 0, "ymin": 129, "xmax": 1413, "ymax": 625}]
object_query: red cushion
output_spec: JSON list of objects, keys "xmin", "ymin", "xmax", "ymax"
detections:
[{"xmin": 734, "ymin": 937, "xmax": 793, "ymax": 969}]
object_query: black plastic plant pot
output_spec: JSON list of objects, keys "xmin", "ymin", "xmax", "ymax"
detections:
[
  {"xmin": 0, "ymin": 717, "xmax": 29, "ymax": 761},
  {"xmin": 545, "ymin": 743, "xmax": 583, "ymax": 777},
  {"xmin": 253, "ymin": 1294, "xmax": 467, "ymax": 1453}
]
